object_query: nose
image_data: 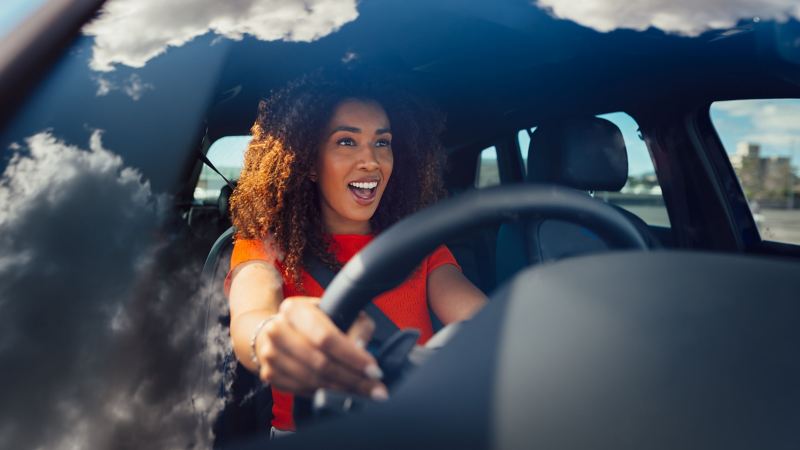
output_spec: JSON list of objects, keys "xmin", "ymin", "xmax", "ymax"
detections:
[{"xmin": 357, "ymin": 144, "xmax": 380, "ymax": 171}]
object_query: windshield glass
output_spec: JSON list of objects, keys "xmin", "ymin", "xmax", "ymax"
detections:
[{"xmin": 1, "ymin": 0, "xmax": 799, "ymax": 448}]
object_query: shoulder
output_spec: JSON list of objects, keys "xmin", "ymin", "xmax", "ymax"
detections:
[
  {"xmin": 425, "ymin": 244, "xmax": 461, "ymax": 274},
  {"xmin": 230, "ymin": 233, "xmax": 284, "ymax": 271}
]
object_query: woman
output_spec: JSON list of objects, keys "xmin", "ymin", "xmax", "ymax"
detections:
[{"xmin": 226, "ymin": 71, "xmax": 486, "ymax": 434}]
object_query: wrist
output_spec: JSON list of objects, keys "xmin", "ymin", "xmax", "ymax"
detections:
[{"xmin": 249, "ymin": 315, "xmax": 276, "ymax": 367}]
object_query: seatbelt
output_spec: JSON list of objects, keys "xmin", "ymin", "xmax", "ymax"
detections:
[
  {"xmin": 303, "ymin": 253, "xmax": 399, "ymax": 345},
  {"xmin": 295, "ymin": 253, "xmax": 403, "ymax": 429}
]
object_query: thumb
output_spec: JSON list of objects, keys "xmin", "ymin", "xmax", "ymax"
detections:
[{"xmin": 346, "ymin": 311, "xmax": 376, "ymax": 349}]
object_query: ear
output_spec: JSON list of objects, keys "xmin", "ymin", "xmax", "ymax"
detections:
[{"xmin": 309, "ymin": 169, "xmax": 317, "ymax": 182}]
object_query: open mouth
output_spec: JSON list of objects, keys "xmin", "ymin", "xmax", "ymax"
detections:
[{"xmin": 348, "ymin": 180, "xmax": 379, "ymax": 202}]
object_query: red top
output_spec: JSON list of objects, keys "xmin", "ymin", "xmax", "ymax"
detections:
[{"xmin": 226, "ymin": 234, "xmax": 460, "ymax": 431}]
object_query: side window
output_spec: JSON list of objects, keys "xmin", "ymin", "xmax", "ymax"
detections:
[
  {"xmin": 516, "ymin": 112, "xmax": 670, "ymax": 227},
  {"xmin": 710, "ymin": 99, "xmax": 800, "ymax": 245},
  {"xmin": 476, "ymin": 146, "xmax": 500, "ymax": 188},
  {"xmin": 194, "ymin": 136, "xmax": 250, "ymax": 203}
]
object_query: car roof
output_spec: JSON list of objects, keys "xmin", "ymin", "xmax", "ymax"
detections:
[
  {"xmin": 2, "ymin": 0, "xmax": 798, "ymax": 198},
  {"xmin": 204, "ymin": 0, "xmax": 796, "ymax": 147}
]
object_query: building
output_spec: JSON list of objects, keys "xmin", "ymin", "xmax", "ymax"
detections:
[{"xmin": 730, "ymin": 142, "xmax": 797, "ymax": 204}]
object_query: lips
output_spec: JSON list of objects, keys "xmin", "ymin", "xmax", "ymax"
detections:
[{"xmin": 347, "ymin": 179, "xmax": 379, "ymax": 204}]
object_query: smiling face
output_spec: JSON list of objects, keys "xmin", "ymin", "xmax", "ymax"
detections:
[{"xmin": 315, "ymin": 99, "xmax": 394, "ymax": 235}]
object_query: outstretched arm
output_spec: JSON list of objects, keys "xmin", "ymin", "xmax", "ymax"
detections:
[
  {"xmin": 229, "ymin": 262, "xmax": 386, "ymax": 398},
  {"xmin": 427, "ymin": 264, "xmax": 487, "ymax": 325}
]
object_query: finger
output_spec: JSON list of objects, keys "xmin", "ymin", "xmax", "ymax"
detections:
[
  {"xmin": 260, "ymin": 362, "xmax": 314, "ymax": 396},
  {"xmin": 257, "ymin": 329, "xmax": 322, "ymax": 395},
  {"xmin": 267, "ymin": 315, "xmax": 329, "ymax": 375},
  {"xmin": 270, "ymin": 317, "xmax": 382, "ymax": 395},
  {"xmin": 312, "ymin": 367, "xmax": 388, "ymax": 400},
  {"xmin": 282, "ymin": 299, "xmax": 380, "ymax": 377},
  {"xmin": 265, "ymin": 349, "xmax": 322, "ymax": 394},
  {"xmin": 346, "ymin": 311, "xmax": 375, "ymax": 348}
]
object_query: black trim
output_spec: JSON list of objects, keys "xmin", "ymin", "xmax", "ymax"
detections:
[{"xmin": 0, "ymin": 0, "xmax": 107, "ymax": 130}]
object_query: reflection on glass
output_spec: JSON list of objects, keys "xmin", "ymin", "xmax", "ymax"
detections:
[
  {"xmin": 82, "ymin": 0, "xmax": 359, "ymax": 72},
  {"xmin": 535, "ymin": 0, "xmax": 799, "ymax": 36}
]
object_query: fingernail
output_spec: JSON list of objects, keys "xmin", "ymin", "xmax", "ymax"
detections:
[
  {"xmin": 355, "ymin": 339, "xmax": 366, "ymax": 349},
  {"xmin": 313, "ymin": 389, "xmax": 326, "ymax": 409},
  {"xmin": 370, "ymin": 385, "xmax": 389, "ymax": 401},
  {"xmin": 364, "ymin": 363, "xmax": 383, "ymax": 380}
]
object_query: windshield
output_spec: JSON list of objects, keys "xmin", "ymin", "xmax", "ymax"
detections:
[{"xmin": 1, "ymin": 0, "xmax": 799, "ymax": 448}]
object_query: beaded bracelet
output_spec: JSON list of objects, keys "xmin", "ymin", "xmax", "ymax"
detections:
[{"xmin": 249, "ymin": 315, "xmax": 276, "ymax": 367}]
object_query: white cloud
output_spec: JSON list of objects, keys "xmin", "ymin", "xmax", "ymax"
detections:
[
  {"xmin": 95, "ymin": 73, "xmax": 154, "ymax": 100},
  {"xmin": 83, "ymin": 0, "xmax": 359, "ymax": 72},
  {"xmin": 740, "ymin": 132, "xmax": 800, "ymax": 148},
  {"xmin": 713, "ymin": 99, "xmax": 800, "ymax": 158},
  {"xmin": 717, "ymin": 99, "xmax": 800, "ymax": 133},
  {"xmin": 535, "ymin": 0, "xmax": 800, "ymax": 36},
  {"xmin": 0, "ymin": 131, "xmax": 229, "ymax": 448}
]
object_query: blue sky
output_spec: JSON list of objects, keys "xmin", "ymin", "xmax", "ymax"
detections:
[
  {"xmin": 207, "ymin": 136, "xmax": 250, "ymax": 168},
  {"xmin": 710, "ymin": 99, "xmax": 800, "ymax": 170},
  {"xmin": 0, "ymin": 0, "xmax": 46, "ymax": 39}
]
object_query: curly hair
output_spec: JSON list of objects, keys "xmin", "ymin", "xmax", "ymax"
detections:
[{"xmin": 230, "ymin": 69, "xmax": 446, "ymax": 288}]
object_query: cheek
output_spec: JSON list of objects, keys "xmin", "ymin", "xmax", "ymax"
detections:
[{"xmin": 381, "ymin": 151, "xmax": 394, "ymax": 179}]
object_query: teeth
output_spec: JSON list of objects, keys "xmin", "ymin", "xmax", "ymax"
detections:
[{"xmin": 349, "ymin": 181, "xmax": 378, "ymax": 189}]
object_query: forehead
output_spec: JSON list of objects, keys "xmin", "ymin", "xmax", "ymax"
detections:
[{"xmin": 328, "ymin": 99, "xmax": 389, "ymax": 128}]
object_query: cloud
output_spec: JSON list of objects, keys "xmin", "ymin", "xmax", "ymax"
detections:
[
  {"xmin": 535, "ymin": 0, "xmax": 800, "ymax": 36},
  {"xmin": 712, "ymin": 99, "xmax": 800, "ymax": 161},
  {"xmin": 95, "ymin": 73, "xmax": 155, "ymax": 100},
  {"xmin": 716, "ymin": 99, "xmax": 800, "ymax": 134},
  {"xmin": 83, "ymin": 0, "xmax": 359, "ymax": 72},
  {"xmin": 0, "ymin": 131, "xmax": 230, "ymax": 448}
]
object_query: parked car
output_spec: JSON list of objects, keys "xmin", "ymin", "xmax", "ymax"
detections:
[{"xmin": 1, "ymin": 0, "xmax": 798, "ymax": 448}]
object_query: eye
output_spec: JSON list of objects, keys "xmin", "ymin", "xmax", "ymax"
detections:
[
  {"xmin": 336, "ymin": 137, "xmax": 356, "ymax": 146},
  {"xmin": 376, "ymin": 138, "xmax": 392, "ymax": 148}
]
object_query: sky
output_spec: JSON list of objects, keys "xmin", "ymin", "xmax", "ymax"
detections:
[
  {"xmin": 0, "ymin": 0, "xmax": 47, "ymax": 39},
  {"xmin": 710, "ymin": 99, "xmax": 800, "ymax": 170}
]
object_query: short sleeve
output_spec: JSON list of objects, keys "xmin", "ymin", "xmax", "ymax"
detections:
[
  {"xmin": 427, "ymin": 244, "xmax": 461, "ymax": 273},
  {"xmin": 229, "ymin": 238, "xmax": 280, "ymax": 271},
  {"xmin": 224, "ymin": 237, "xmax": 282, "ymax": 297}
]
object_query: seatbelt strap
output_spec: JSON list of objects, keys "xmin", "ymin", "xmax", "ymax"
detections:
[
  {"xmin": 198, "ymin": 150, "xmax": 236, "ymax": 191},
  {"xmin": 303, "ymin": 253, "xmax": 399, "ymax": 345},
  {"xmin": 295, "ymin": 254, "xmax": 402, "ymax": 429}
]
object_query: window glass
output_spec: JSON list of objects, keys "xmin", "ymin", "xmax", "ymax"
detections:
[
  {"xmin": 710, "ymin": 99, "xmax": 800, "ymax": 245},
  {"xmin": 516, "ymin": 112, "xmax": 670, "ymax": 227},
  {"xmin": 194, "ymin": 136, "xmax": 250, "ymax": 203},
  {"xmin": 476, "ymin": 146, "xmax": 500, "ymax": 188}
]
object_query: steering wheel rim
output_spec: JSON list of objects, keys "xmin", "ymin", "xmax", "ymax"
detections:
[{"xmin": 319, "ymin": 184, "xmax": 649, "ymax": 331}]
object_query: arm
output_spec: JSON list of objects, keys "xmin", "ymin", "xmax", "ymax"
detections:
[
  {"xmin": 228, "ymin": 262, "xmax": 387, "ymax": 398},
  {"xmin": 427, "ymin": 264, "xmax": 487, "ymax": 325},
  {"xmin": 228, "ymin": 261, "xmax": 284, "ymax": 373}
]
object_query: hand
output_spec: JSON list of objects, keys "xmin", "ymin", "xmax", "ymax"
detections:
[{"xmin": 254, "ymin": 296, "xmax": 389, "ymax": 400}]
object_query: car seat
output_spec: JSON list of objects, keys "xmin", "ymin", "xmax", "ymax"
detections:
[
  {"xmin": 201, "ymin": 184, "xmax": 274, "ymax": 446},
  {"xmin": 495, "ymin": 117, "xmax": 659, "ymax": 286}
]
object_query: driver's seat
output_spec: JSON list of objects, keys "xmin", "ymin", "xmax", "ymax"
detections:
[{"xmin": 495, "ymin": 117, "xmax": 659, "ymax": 285}]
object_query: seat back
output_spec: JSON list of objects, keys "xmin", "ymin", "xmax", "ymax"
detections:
[{"xmin": 495, "ymin": 117, "xmax": 657, "ymax": 285}]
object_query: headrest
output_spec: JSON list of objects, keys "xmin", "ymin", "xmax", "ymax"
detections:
[
  {"xmin": 526, "ymin": 117, "xmax": 628, "ymax": 192},
  {"xmin": 218, "ymin": 182, "xmax": 236, "ymax": 219}
]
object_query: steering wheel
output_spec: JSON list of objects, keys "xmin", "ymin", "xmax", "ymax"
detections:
[{"xmin": 319, "ymin": 184, "xmax": 649, "ymax": 331}]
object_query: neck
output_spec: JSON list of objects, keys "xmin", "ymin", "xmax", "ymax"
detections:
[{"xmin": 322, "ymin": 215, "xmax": 372, "ymax": 235}]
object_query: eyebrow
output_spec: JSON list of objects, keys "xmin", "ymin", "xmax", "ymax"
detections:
[{"xmin": 329, "ymin": 126, "xmax": 392, "ymax": 136}]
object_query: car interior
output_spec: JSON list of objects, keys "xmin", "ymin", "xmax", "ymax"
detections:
[{"xmin": 2, "ymin": 0, "xmax": 799, "ymax": 447}]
